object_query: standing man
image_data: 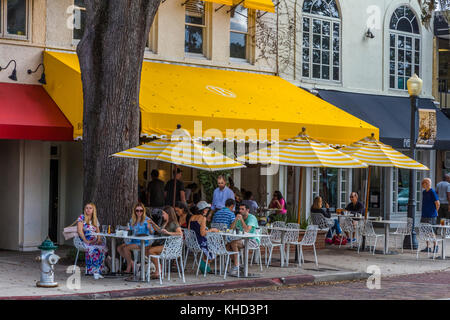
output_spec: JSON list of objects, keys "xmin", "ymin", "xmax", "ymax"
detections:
[
  {"xmin": 164, "ymin": 168, "xmax": 186, "ymax": 205},
  {"xmin": 211, "ymin": 175, "xmax": 235, "ymax": 212},
  {"xmin": 147, "ymin": 169, "xmax": 165, "ymax": 208},
  {"xmin": 420, "ymin": 178, "xmax": 440, "ymax": 253},
  {"xmin": 436, "ymin": 174, "xmax": 450, "ymax": 220}
]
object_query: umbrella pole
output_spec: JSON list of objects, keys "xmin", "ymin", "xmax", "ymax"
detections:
[
  {"xmin": 297, "ymin": 167, "xmax": 303, "ymax": 225},
  {"xmin": 365, "ymin": 166, "xmax": 371, "ymax": 219}
]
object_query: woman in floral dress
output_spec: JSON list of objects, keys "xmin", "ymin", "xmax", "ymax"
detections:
[{"xmin": 77, "ymin": 203, "xmax": 108, "ymax": 279}]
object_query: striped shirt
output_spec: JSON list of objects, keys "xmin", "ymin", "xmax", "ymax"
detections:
[{"xmin": 212, "ymin": 207, "xmax": 236, "ymax": 228}]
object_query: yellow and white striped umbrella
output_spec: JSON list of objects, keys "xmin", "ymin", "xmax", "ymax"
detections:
[
  {"xmin": 340, "ymin": 134, "xmax": 429, "ymax": 170},
  {"xmin": 111, "ymin": 139, "xmax": 246, "ymax": 171},
  {"xmin": 238, "ymin": 129, "xmax": 368, "ymax": 168}
]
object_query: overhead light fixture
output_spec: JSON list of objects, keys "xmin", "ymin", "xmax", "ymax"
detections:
[
  {"xmin": 0, "ymin": 60, "xmax": 18, "ymax": 81},
  {"xmin": 365, "ymin": 28, "xmax": 375, "ymax": 39},
  {"xmin": 27, "ymin": 63, "xmax": 46, "ymax": 85}
]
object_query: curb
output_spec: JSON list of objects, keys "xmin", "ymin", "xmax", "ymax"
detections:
[{"xmin": 0, "ymin": 272, "xmax": 369, "ymax": 300}]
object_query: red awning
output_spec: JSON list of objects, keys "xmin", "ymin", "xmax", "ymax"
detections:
[{"xmin": 0, "ymin": 82, "xmax": 73, "ymax": 141}]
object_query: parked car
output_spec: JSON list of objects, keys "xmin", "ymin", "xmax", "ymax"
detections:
[{"xmin": 397, "ymin": 188, "xmax": 409, "ymax": 212}]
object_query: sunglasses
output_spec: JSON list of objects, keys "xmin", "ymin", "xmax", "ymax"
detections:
[{"xmin": 135, "ymin": 209, "xmax": 144, "ymax": 212}]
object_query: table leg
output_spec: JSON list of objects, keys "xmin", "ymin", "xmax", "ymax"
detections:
[
  {"xmin": 141, "ymin": 240, "xmax": 146, "ymax": 282},
  {"xmin": 244, "ymin": 239, "xmax": 249, "ymax": 278},
  {"xmin": 442, "ymin": 236, "xmax": 446, "ymax": 260},
  {"xmin": 280, "ymin": 231, "xmax": 286, "ymax": 267},
  {"xmin": 384, "ymin": 224, "xmax": 388, "ymax": 254},
  {"xmin": 111, "ymin": 238, "xmax": 116, "ymax": 273}
]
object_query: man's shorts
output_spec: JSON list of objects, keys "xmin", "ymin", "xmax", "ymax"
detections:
[{"xmin": 438, "ymin": 204, "xmax": 449, "ymax": 220}]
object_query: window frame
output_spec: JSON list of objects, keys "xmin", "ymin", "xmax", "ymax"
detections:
[
  {"xmin": 184, "ymin": 0, "xmax": 210, "ymax": 58},
  {"xmin": 388, "ymin": 6, "xmax": 421, "ymax": 92},
  {"xmin": 145, "ymin": 11, "xmax": 158, "ymax": 54},
  {"xmin": 0, "ymin": 0, "xmax": 30, "ymax": 41},
  {"xmin": 72, "ymin": 0, "xmax": 86, "ymax": 45},
  {"xmin": 301, "ymin": 1, "xmax": 341, "ymax": 83},
  {"xmin": 229, "ymin": 6, "xmax": 255, "ymax": 64}
]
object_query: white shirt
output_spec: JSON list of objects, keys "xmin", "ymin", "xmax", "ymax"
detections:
[{"xmin": 436, "ymin": 181, "xmax": 450, "ymax": 204}]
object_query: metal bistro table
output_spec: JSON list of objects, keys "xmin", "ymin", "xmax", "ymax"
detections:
[
  {"xmin": 371, "ymin": 220, "xmax": 407, "ymax": 255},
  {"xmin": 429, "ymin": 225, "xmax": 450, "ymax": 260},
  {"xmin": 94, "ymin": 233, "xmax": 170, "ymax": 282},
  {"xmin": 265, "ymin": 227, "xmax": 306, "ymax": 267},
  {"xmin": 217, "ymin": 232, "xmax": 270, "ymax": 278}
]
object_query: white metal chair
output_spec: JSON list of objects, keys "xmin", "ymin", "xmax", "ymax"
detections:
[
  {"xmin": 248, "ymin": 230, "xmax": 263, "ymax": 271},
  {"xmin": 310, "ymin": 213, "xmax": 334, "ymax": 235},
  {"xmin": 289, "ymin": 225, "xmax": 319, "ymax": 267},
  {"xmin": 258, "ymin": 226, "xmax": 283, "ymax": 268},
  {"xmin": 390, "ymin": 217, "xmax": 413, "ymax": 253},
  {"xmin": 183, "ymin": 229, "xmax": 203, "ymax": 271},
  {"xmin": 272, "ymin": 221, "xmax": 286, "ymax": 228},
  {"xmin": 206, "ymin": 232, "xmax": 240, "ymax": 279},
  {"xmin": 147, "ymin": 236, "xmax": 185, "ymax": 284},
  {"xmin": 73, "ymin": 236, "xmax": 87, "ymax": 274},
  {"xmin": 358, "ymin": 220, "xmax": 385, "ymax": 255},
  {"xmin": 286, "ymin": 222, "xmax": 300, "ymax": 229},
  {"xmin": 283, "ymin": 226, "xmax": 300, "ymax": 267},
  {"xmin": 416, "ymin": 223, "xmax": 443, "ymax": 260},
  {"xmin": 339, "ymin": 217, "xmax": 354, "ymax": 248},
  {"xmin": 268, "ymin": 221, "xmax": 285, "ymax": 244}
]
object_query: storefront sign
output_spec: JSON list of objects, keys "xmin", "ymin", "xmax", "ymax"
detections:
[{"xmin": 416, "ymin": 109, "xmax": 437, "ymax": 148}]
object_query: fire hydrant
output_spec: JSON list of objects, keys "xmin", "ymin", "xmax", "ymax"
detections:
[{"xmin": 35, "ymin": 238, "xmax": 60, "ymax": 288}]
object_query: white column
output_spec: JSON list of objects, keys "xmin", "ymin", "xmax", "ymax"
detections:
[
  {"xmin": 304, "ymin": 168, "xmax": 312, "ymax": 223},
  {"xmin": 233, "ymin": 168, "xmax": 241, "ymax": 190},
  {"xmin": 278, "ymin": 165, "xmax": 287, "ymax": 202},
  {"xmin": 266, "ymin": 173, "xmax": 273, "ymax": 207}
]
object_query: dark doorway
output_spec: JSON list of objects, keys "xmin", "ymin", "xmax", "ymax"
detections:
[{"xmin": 49, "ymin": 159, "xmax": 59, "ymax": 242}]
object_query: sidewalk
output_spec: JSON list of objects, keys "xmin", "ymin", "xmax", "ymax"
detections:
[{"xmin": 0, "ymin": 239, "xmax": 449, "ymax": 300}]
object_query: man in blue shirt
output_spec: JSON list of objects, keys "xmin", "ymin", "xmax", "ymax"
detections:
[
  {"xmin": 420, "ymin": 178, "xmax": 440, "ymax": 253},
  {"xmin": 211, "ymin": 175, "xmax": 235, "ymax": 212},
  {"xmin": 211, "ymin": 198, "xmax": 236, "ymax": 228}
]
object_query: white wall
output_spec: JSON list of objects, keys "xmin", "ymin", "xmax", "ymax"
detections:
[{"xmin": 278, "ymin": 0, "xmax": 434, "ymax": 99}]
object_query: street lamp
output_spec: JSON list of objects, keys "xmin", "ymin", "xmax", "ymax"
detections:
[{"xmin": 404, "ymin": 74, "xmax": 423, "ymax": 249}]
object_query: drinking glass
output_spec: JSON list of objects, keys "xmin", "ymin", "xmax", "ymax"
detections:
[{"xmin": 102, "ymin": 225, "xmax": 107, "ymax": 234}]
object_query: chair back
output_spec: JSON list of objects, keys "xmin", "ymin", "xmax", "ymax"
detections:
[
  {"xmin": 211, "ymin": 222, "xmax": 228, "ymax": 231},
  {"xmin": 160, "ymin": 236, "xmax": 184, "ymax": 260},
  {"xmin": 284, "ymin": 227, "xmax": 300, "ymax": 243},
  {"xmin": 362, "ymin": 220, "xmax": 376, "ymax": 236},
  {"xmin": 272, "ymin": 221, "xmax": 286, "ymax": 228},
  {"xmin": 184, "ymin": 229, "xmax": 202, "ymax": 252},
  {"xmin": 286, "ymin": 223, "xmax": 300, "ymax": 229},
  {"xmin": 206, "ymin": 232, "xmax": 228, "ymax": 255},
  {"xmin": 443, "ymin": 219, "xmax": 450, "ymax": 238},
  {"xmin": 310, "ymin": 213, "xmax": 330, "ymax": 230},
  {"xmin": 417, "ymin": 223, "xmax": 436, "ymax": 242},
  {"xmin": 340, "ymin": 217, "xmax": 354, "ymax": 234},
  {"xmin": 300, "ymin": 225, "xmax": 319, "ymax": 245},
  {"xmin": 73, "ymin": 236, "xmax": 86, "ymax": 251}
]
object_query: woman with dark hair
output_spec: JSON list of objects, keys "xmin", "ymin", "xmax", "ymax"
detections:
[
  {"xmin": 188, "ymin": 204, "xmax": 219, "ymax": 273},
  {"xmin": 268, "ymin": 191, "xmax": 287, "ymax": 222},
  {"xmin": 311, "ymin": 196, "xmax": 342, "ymax": 241},
  {"xmin": 145, "ymin": 206, "xmax": 182, "ymax": 279},
  {"xmin": 174, "ymin": 201, "xmax": 192, "ymax": 228}
]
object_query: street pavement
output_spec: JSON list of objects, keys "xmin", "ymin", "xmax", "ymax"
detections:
[{"xmin": 163, "ymin": 271, "xmax": 450, "ymax": 300}]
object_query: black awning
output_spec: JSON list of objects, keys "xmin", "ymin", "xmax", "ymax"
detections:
[{"xmin": 317, "ymin": 90, "xmax": 450, "ymax": 150}]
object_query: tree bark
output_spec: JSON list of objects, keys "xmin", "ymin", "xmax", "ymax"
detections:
[{"xmin": 77, "ymin": 0, "xmax": 161, "ymax": 225}]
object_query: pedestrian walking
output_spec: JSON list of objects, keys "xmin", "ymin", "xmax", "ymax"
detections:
[
  {"xmin": 420, "ymin": 178, "xmax": 440, "ymax": 253},
  {"xmin": 436, "ymin": 173, "xmax": 450, "ymax": 220}
]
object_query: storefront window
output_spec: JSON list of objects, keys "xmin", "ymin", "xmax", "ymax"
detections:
[
  {"xmin": 0, "ymin": 0, "xmax": 27, "ymax": 38},
  {"xmin": 230, "ymin": 6, "xmax": 248, "ymax": 60},
  {"xmin": 312, "ymin": 167, "xmax": 346, "ymax": 210}
]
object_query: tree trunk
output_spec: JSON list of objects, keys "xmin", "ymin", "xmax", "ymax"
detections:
[{"xmin": 77, "ymin": 0, "xmax": 161, "ymax": 225}]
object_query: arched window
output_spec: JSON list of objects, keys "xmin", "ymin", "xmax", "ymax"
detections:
[
  {"xmin": 389, "ymin": 6, "xmax": 421, "ymax": 90},
  {"xmin": 302, "ymin": 0, "xmax": 341, "ymax": 81}
]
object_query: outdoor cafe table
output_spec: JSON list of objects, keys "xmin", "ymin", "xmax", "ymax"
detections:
[
  {"xmin": 94, "ymin": 232, "xmax": 170, "ymax": 282},
  {"xmin": 265, "ymin": 227, "xmax": 306, "ymax": 267},
  {"xmin": 217, "ymin": 232, "xmax": 270, "ymax": 278},
  {"xmin": 371, "ymin": 220, "xmax": 407, "ymax": 255},
  {"xmin": 429, "ymin": 225, "xmax": 450, "ymax": 260}
]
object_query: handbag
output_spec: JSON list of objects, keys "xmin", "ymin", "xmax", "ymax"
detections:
[{"xmin": 63, "ymin": 220, "xmax": 79, "ymax": 240}]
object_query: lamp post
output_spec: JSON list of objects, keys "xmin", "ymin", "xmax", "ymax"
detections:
[{"xmin": 403, "ymin": 74, "xmax": 423, "ymax": 249}]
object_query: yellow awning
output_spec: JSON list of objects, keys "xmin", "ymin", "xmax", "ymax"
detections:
[
  {"xmin": 202, "ymin": 0, "xmax": 275, "ymax": 13},
  {"xmin": 43, "ymin": 51, "xmax": 378, "ymax": 145}
]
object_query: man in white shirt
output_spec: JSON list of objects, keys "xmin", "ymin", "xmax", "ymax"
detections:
[{"xmin": 436, "ymin": 173, "xmax": 450, "ymax": 220}]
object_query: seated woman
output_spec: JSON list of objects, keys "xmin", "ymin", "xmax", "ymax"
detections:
[
  {"xmin": 269, "ymin": 191, "xmax": 287, "ymax": 222},
  {"xmin": 174, "ymin": 201, "xmax": 192, "ymax": 229},
  {"xmin": 310, "ymin": 196, "xmax": 342, "ymax": 241},
  {"xmin": 188, "ymin": 206, "xmax": 219, "ymax": 273},
  {"xmin": 117, "ymin": 202, "xmax": 154, "ymax": 274},
  {"xmin": 77, "ymin": 203, "xmax": 108, "ymax": 279},
  {"xmin": 145, "ymin": 206, "xmax": 183, "ymax": 279}
]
